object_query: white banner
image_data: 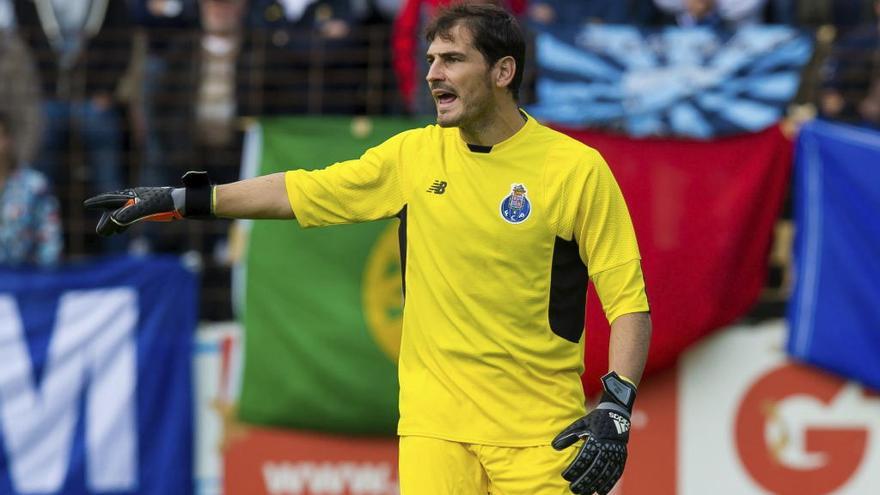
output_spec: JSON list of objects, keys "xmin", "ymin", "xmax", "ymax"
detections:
[{"xmin": 678, "ymin": 321, "xmax": 880, "ymax": 495}]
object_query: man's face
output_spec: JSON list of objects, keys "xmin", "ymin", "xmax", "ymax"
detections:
[
  {"xmin": 425, "ymin": 23, "xmax": 495, "ymax": 129},
  {"xmin": 200, "ymin": 0, "xmax": 246, "ymax": 33}
]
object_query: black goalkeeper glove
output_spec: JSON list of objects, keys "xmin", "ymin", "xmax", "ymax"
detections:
[
  {"xmin": 84, "ymin": 171, "xmax": 214, "ymax": 236},
  {"xmin": 552, "ymin": 371, "xmax": 637, "ymax": 495}
]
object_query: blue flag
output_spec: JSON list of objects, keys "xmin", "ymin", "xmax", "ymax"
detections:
[
  {"xmin": 528, "ymin": 24, "xmax": 813, "ymax": 138},
  {"xmin": 788, "ymin": 120, "xmax": 880, "ymax": 391},
  {"xmin": 0, "ymin": 256, "xmax": 197, "ymax": 494}
]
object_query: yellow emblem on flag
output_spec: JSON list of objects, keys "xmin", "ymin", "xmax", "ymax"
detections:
[{"xmin": 362, "ymin": 221, "xmax": 403, "ymax": 362}]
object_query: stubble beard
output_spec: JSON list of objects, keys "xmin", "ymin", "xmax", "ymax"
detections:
[
  {"xmin": 436, "ymin": 77, "xmax": 494, "ymax": 132},
  {"xmin": 435, "ymin": 94, "xmax": 466, "ymax": 128},
  {"xmin": 436, "ymin": 110, "xmax": 456, "ymax": 128}
]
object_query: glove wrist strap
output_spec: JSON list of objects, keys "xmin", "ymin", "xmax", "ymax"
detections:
[
  {"xmin": 180, "ymin": 171, "xmax": 214, "ymax": 218},
  {"xmin": 600, "ymin": 371, "xmax": 637, "ymax": 413},
  {"xmin": 184, "ymin": 185, "xmax": 214, "ymax": 218}
]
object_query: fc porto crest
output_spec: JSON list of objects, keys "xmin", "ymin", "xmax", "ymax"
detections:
[{"xmin": 500, "ymin": 183, "xmax": 531, "ymax": 224}]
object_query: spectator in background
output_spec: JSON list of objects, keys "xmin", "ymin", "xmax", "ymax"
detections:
[
  {"xmin": 818, "ymin": 0, "xmax": 880, "ymax": 127},
  {"xmin": 124, "ymin": 0, "xmax": 245, "ymax": 256},
  {"xmin": 528, "ymin": 0, "xmax": 661, "ymax": 27},
  {"xmin": 0, "ymin": 112, "xmax": 62, "ymax": 267},
  {"xmin": 654, "ymin": 0, "xmax": 767, "ymax": 28},
  {"xmin": 0, "ymin": 19, "xmax": 43, "ymax": 169},
  {"xmin": 130, "ymin": 0, "xmax": 199, "ymax": 160},
  {"xmin": 246, "ymin": 0, "xmax": 363, "ymax": 115},
  {"xmin": 794, "ymin": 0, "xmax": 876, "ymax": 32},
  {"xmin": 352, "ymin": 0, "xmax": 405, "ymax": 113},
  {"xmin": 0, "ymin": 5, "xmax": 60, "ymax": 265},
  {"xmin": 355, "ymin": 0, "xmax": 402, "ymax": 23},
  {"xmin": 128, "ymin": 0, "xmax": 245, "ymax": 318},
  {"xmin": 392, "ymin": 0, "xmax": 526, "ymax": 114},
  {"xmin": 129, "ymin": 0, "xmax": 199, "ymax": 189},
  {"xmin": 132, "ymin": 0, "xmax": 250, "ymax": 181},
  {"xmin": 127, "ymin": 0, "xmax": 199, "ymax": 254},
  {"xmin": 13, "ymin": 0, "xmax": 133, "ymax": 253},
  {"xmin": 193, "ymin": 0, "xmax": 246, "ymax": 151}
]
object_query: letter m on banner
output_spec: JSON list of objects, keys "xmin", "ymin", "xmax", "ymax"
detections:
[
  {"xmin": 0, "ymin": 256, "xmax": 197, "ymax": 495},
  {"xmin": 0, "ymin": 289, "xmax": 137, "ymax": 493}
]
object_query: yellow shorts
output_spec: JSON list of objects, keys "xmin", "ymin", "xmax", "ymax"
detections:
[{"xmin": 398, "ymin": 435, "xmax": 578, "ymax": 495}]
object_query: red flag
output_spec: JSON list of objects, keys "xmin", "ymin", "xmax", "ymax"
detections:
[{"xmin": 556, "ymin": 126, "xmax": 794, "ymax": 395}]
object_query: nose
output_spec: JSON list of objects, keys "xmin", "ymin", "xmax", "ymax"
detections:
[{"xmin": 426, "ymin": 60, "xmax": 444, "ymax": 83}]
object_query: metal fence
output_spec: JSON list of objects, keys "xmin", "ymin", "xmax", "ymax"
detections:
[
  {"xmin": 10, "ymin": 24, "xmax": 396, "ymax": 319},
  {"xmin": 10, "ymin": 21, "xmax": 869, "ymax": 320}
]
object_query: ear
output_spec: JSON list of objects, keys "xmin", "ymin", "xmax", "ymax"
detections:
[{"xmin": 493, "ymin": 56, "xmax": 516, "ymax": 91}]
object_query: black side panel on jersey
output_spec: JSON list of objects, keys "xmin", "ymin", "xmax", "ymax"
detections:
[
  {"xmin": 548, "ymin": 237, "xmax": 589, "ymax": 343},
  {"xmin": 397, "ymin": 206, "xmax": 408, "ymax": 301}
]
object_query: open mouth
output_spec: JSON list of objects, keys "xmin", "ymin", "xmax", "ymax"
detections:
[{"xmin": 434, "ymin": 91, "xmax": 458, "ymax": 106}]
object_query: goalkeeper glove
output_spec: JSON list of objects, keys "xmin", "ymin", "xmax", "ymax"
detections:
[
  {"xmin": 552, "ymin": 371, "xmax": 637, "ymax": 495},
  {"xmin": 84, "ymin": 171, "xmax": 214, "ymax": 236}
]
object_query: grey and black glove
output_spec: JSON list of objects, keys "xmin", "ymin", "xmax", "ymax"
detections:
[
  {"xmin": 552, "ymin": 371, "xmax": 637, "ymax": 495},
  {"xmin": 84, "ymin": 171, "xmax": 214, "ymax": 236}
]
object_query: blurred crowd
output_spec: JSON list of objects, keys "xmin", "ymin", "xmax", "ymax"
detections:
[{"xmin": 0, "ymin": 0, "xmax": 878, "ymax": 316}]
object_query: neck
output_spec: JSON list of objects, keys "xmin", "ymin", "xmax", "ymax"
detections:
[{"xmin": 458, "ymin": 97, "xmax": 525, "ymax": 146}]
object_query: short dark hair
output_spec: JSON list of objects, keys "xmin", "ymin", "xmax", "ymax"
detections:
[{"xmin": 425, "ymin": 3, "xmax": 526, "ymax": 100}]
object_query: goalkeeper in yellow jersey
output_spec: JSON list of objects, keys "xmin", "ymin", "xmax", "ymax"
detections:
[{"xmin": 86, "ymin": 4, "xmax": 651, "ymax": 494}]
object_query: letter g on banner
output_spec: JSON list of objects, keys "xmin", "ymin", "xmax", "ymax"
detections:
[{"xmin": 734, "ymin": 364, "xmax": 869, "ymax": 495}]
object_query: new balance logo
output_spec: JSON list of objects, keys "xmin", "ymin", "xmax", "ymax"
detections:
[
  {"xmin": 426, "ymin": 180, "xmax": 447, "ymax": 194},
  {"xmin": 609, "ymin": 412, "xmax": 630, "ymax": 435}
]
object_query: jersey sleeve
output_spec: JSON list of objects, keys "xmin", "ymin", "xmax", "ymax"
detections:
[
  {"xmin": 556, "ymin": 147, "xmax": 650, "ymax": 323},
  {"xmin": 284, "ymin": 132, "xmax": 409, "ymax": 228},
  {"xmin": 591, "ymin": 259, "xmax": 649, "ymax": 323}
]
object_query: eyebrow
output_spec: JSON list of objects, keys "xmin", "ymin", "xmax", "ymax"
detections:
[{"xmin": 426, "ymin": 51, "xmax": 467, "ymax": 60}]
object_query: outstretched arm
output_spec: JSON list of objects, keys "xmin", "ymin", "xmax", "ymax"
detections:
[
  {"xmin": 214, "ymin": 173, "xmax": 294, "ymax": 219},
  {"xmin": 84, "ymin": 170, "xmax": 296, "ymax": 236}
]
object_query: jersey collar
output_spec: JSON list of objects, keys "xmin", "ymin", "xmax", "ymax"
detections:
[{"xmin": 461, "ymin": 109, "xmax": 537, "ymax": 154}]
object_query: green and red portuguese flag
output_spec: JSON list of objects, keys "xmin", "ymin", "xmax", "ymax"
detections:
[
  {"xmin": 236, "ymin": 117, "xmax": 792, "ymax": 434},
  {"xmin": 237, "ymin": 117, "xmax": 426, "ymax": 435}
]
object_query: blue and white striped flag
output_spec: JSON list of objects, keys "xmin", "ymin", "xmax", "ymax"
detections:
[{"xmin": 528, "ymin": 24, "xmax": 813, "ymax": 138}]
